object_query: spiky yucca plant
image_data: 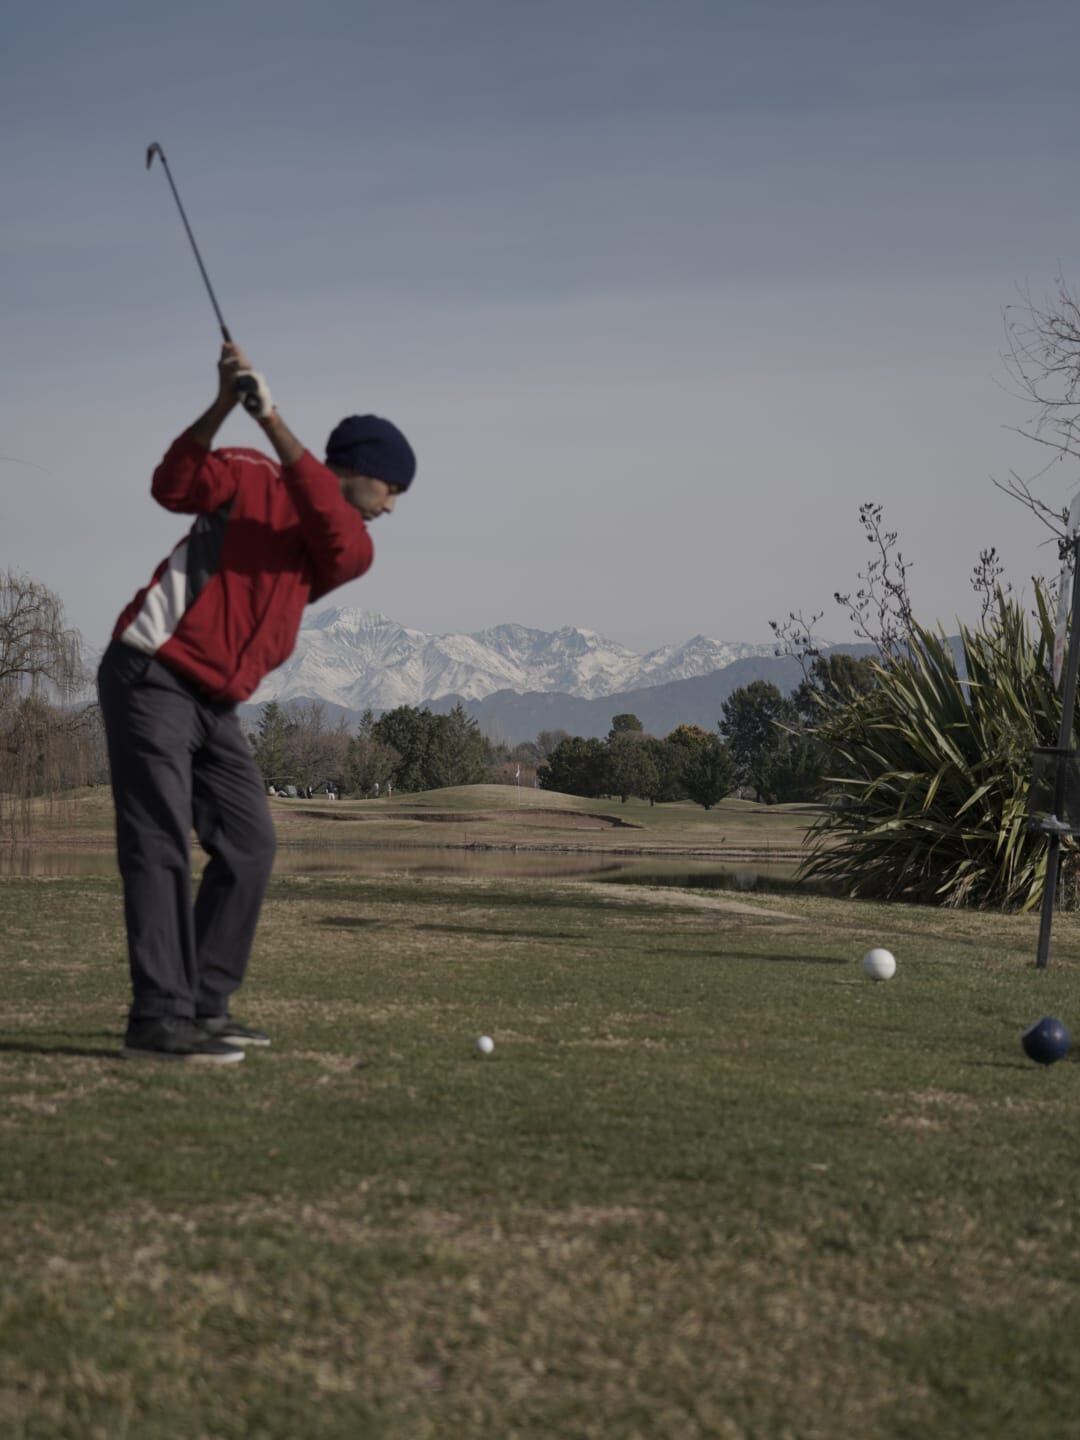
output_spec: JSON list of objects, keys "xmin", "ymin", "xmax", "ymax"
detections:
[{"xmin": 801, "ymin": 585, "xmax": 1078, "ymax": 909}]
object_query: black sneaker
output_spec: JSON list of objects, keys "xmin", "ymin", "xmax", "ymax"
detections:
[
  {"xmin": 196, "ymin": 1014, "xmax": 271, "ymax": 1048},
  {"xmin": 121, "ymin": 1016, "xmax": 245, "ymax": 1065}
]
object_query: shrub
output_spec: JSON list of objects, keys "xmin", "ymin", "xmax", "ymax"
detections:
[{"xmin": 801, "ymin": 586, "xmax": 1074, "ymax": 909}]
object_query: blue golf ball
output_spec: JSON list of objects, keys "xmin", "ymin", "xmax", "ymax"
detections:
[{"xmin": 1021, "ymin": 1015, "xmax": 1071, "ymax": 1066}]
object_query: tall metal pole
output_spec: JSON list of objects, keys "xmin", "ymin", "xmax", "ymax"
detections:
[{"xmin": 1036, "ymin": 529, "xmax": 1080, "ymax": 967}]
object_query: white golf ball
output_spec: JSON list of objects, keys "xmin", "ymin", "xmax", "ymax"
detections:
[
  {"xmin": 475, "ymin": 1034, "xmax": 495, "ymax": 1056},
  {"xmin": 862, "ymin": 947, "xmax": 897, "ymax": 981}
]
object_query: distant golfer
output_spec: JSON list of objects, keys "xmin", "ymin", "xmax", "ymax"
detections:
[{"xmin": 98, "ymin": 343, "xmax": 416, "ymax": 1063}]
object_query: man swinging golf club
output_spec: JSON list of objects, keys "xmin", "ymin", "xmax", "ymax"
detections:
[{"xmin": 98, "ymin": 344, "xmax": 416, "ymax": 1062}]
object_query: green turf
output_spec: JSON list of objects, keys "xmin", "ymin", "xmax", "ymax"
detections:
[
  {"xmin": 16, "ymin": 783, "xmax": 817, "ymax": 859},
  {"xmin": 1, "ymin": 871, "xmax": 1078, "ymax": 1438}
]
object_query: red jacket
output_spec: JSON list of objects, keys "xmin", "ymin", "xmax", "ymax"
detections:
[{"xmin": 113, "ymin": 433, "xmax": 373, "ymax": 702}]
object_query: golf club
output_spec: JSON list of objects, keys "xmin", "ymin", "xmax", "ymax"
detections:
[
  {"xmin": 146, "ymin": 143, "xmax": 270, "ymax": 418},
  {"xmin": 145, "ymin": 143, "xmax": 232, "ymax": 342}
]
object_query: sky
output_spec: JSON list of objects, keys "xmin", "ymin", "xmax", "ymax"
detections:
[{"xmin": 4, "ymin": 0, "xmax": 1080, "ymax": 656}]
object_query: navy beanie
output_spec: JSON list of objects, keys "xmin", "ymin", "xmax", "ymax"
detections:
[{"xmin": 325, "ymin": 415, "xmax": 417, "ymax": 491}]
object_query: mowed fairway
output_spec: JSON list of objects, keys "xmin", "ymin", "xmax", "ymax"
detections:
[{"xmin": 2, "ymin": 861, "xmax": 1080, "ymax": 1436}]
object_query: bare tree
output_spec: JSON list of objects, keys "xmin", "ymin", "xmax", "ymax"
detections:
[
  {"xmin": 343, "ymin": 735, "xmax": 401, "ymax": 796},
  {"xmin": 996, "ymin": 279, "xmax": 1080, "ymax": 544},
  {"xmin": 284, "ymin": 700, "xmax": 352, "ymax": 793},
  {"xmin": 971, "ymin": 547, "xmax": 1011, "ymax": 623},
  {"xmin": 536, "ymin": 729, "xmax": 570, "ymax": 760},
  {"xmin": 0, "ymin": 569, "xmax": 83, "ymax": 701},
  {"xmin": 0, "ymin": 570, "xmax": 92, "ymax": 838},
  {"xmin": 768, "ymin": 607, "xmax": 823, "ymax": 679},
  {"xmin": 1004, "ymin": 280, "xmax": 1080, "ymax": 468},
  {"xmin": 833, "ymin": 503, "xmax": 914, "ymax": 659}
]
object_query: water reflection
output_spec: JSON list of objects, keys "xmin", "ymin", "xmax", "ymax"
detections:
[
  {"xmin": 1, "ymin": 848, "xmax": 120, "ymax": 879},
  {"xmin": 0, "ymin": 845, "xmax": 809, "ymax": 894}
]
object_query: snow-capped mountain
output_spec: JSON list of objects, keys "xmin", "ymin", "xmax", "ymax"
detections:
[{"xmin": 249, "ymin": 608, "xmax": 779, "ymax": 711}]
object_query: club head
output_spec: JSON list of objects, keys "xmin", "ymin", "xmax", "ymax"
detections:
[{"xmin": 145, "ymin": 142, "xmax": 164, "ymax": 171}]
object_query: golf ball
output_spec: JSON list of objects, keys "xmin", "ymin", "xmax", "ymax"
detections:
[
  {"xmin": 1021, "ymin": 1015, "xmax": 1071, "ymax": 1066},
  {"xmin": 862, "ymin": 947, "xmax": 896, "ymax": 981},
  {"xmin": 475, "ymin": 1034, "xmax": 495, "ymax": 1056}
]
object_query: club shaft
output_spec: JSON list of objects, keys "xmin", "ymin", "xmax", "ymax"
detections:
[{"xmin": 153, "ymin": 150, "xmax": 231, "ymax": 341}]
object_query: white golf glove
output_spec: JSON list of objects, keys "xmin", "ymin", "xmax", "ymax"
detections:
[{"xmin": 233, "ymin": 370, "xmax": 273, "ymax": 419}]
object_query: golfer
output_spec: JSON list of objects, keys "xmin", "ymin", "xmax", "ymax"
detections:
[{"xmin": 98, "ymin": 344, "xmax": 416, "ymax": 1063}]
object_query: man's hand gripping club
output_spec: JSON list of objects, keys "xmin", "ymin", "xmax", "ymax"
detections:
[
  {"xmin": 208, "ymin": 342, "xmax": 305, "ymax": 468},
  {"xmin": 219, "ymin": 342, "xmax": 273, "ymax": 419}
]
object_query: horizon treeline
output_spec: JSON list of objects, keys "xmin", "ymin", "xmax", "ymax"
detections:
[{"xmin": 246, "ymin": 652, "xmax": 876, "ymax": 806}]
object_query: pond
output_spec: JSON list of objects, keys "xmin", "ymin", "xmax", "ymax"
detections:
[{"xmin": 0, "ymin": 845, "xmax": 814, "ymax": 894}]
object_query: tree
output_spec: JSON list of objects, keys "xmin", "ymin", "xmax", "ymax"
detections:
[
  {"xmin": 0, "ymin": 571, "xmax": 90, "ymax": 837},
  {"xmin": 285, "ymin": 700, "xmax": 351, "ymax": 791},
  {"xmin": 994, "ymin": 279, "xmax": 1080, "ymax": 562},
  {"xmin": 679, "ymin": 733, "xmax": 733, "ymax": 811},
  {"xmin": 719, "ymin": 682, "xmax": 792, "ymax": 795},
  {"xmin": 538, "ymin": 736, "xmax": 607, "ymax": 797},
  {"xmin": 251, "ymin": 702, "xmax": 296, "ymax": 786},
  {"xmin": 604, "ymin": 730, "xmax": 657, "ymax": 803},
  {"xmin": 344, "ymin": 734, "xmax": 401, "ymax": 795},
  {"xmin": 832, "ymin": 503, "xmax": 914, "ymax": 659},
  {"xmin": 428, "ymin": 705, "xmax": 489, "ymax": 788},
  {"xmin": 761, "ymin": 652, "xmax": 880, "ymax": 804},
  {"xmin": 753, "ymin": 730, "xmax": 826, "ymax": 805},
  {"xmin": 665, "ymin": 724, "xmax": 733, "ymax": 809},
  {"xmin": 1003, "ymin": 279, "xmax": 1080, "ymax": 477},
  {"xmin": 791, "ymin": 653, "xmax": 877, "ymax": 724},
  {"xmin": 609, "ymin": 713, "xmax": 643, "ymax": 735},
  {"xmin": 372, "ymin": 706, "xmax": 436, "ymax": 792},
  {"xmin": 640, "ymin": 735, "xmax": 685, "ymax": 804},
  {"xmin": 536, "ymin": 729, "xmax": 570, "ymax": 759},
  {"xmin": 666, "ymin": 723, "xmax": 713, "ymax": 752},
  {"xmin": 367, "ymin": 704, "xmax": 491, "ymax": 792},
  {"xmin": 0, "ymin": 569, "xmax": 82, "ymax": 700},
  {"xmin": 486, "ymin": 738, "xmax": 543, "ymax": 787}
]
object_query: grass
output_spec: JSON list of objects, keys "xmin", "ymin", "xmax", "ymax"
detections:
[
  {"xmin": 2, "ymin": 867, "xmax": 1080, "ymax": 1437},
  {"xmin": 13, "ymin": 784, "xmax": 817, "ymax": 859}
]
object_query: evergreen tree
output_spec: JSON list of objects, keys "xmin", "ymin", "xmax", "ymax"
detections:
[
  {"xmin": 791, "ymin": 653, "xmax": 877, "ymax": 725},
  {"xmin": 719, "ymin": 682, "xmax": 793, "ymax": 794},
  {"xmin": 428, "ymin": 705, "xmax": 489, "ymax": 788},
  {"xmin": 642, "ymin": 735, "xmax": 685, "ymax": 804},
  {"xmin": 538, "ymin": 736, "xmax": 607, "ymax": 797},
  {"xmin": 680, "ymin": 733, "xmax": 733, "ymax": 810},
  {"xmin": 604, "ymin": 730, "xmax": 657, "ymax": 803},
  {"xmin": 252, "ymin": 701, "xmax": 296, "ymax": 785},
  {"xmin": 754, "ymin": 730, "xmax": 826, "ymax": 804},
  {"xmin": 372, "ymin": 706, "xmax": 436, "ymax": 792}
]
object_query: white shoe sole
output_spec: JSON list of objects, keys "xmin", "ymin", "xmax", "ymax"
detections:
[{"xmin": 120, "ymin": 1045, "xmax": 245, "ymax": 1064}]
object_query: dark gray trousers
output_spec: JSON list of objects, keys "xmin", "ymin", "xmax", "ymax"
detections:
[{"xmin": 97, "ymin": 640, "xmax": 276, "ymax": 1023}]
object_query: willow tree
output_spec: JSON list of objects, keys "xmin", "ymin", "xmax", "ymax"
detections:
[{"xmin": 0, "ymin": 570, "xmax": 93, "ymax": 838}]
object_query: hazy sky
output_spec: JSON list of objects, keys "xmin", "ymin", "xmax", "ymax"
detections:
[{"xmin": 4, "ymin": 0, "xmax": 1080, "ymax": 655}]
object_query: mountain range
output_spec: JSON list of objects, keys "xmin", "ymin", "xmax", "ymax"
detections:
[
  {"xmin": 240, "ymin": 608, "xmax": 872, "ymax": 744},
  {"xmin": 248, "ymin": 608, "xmax": 784, "ymax": 711}
]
